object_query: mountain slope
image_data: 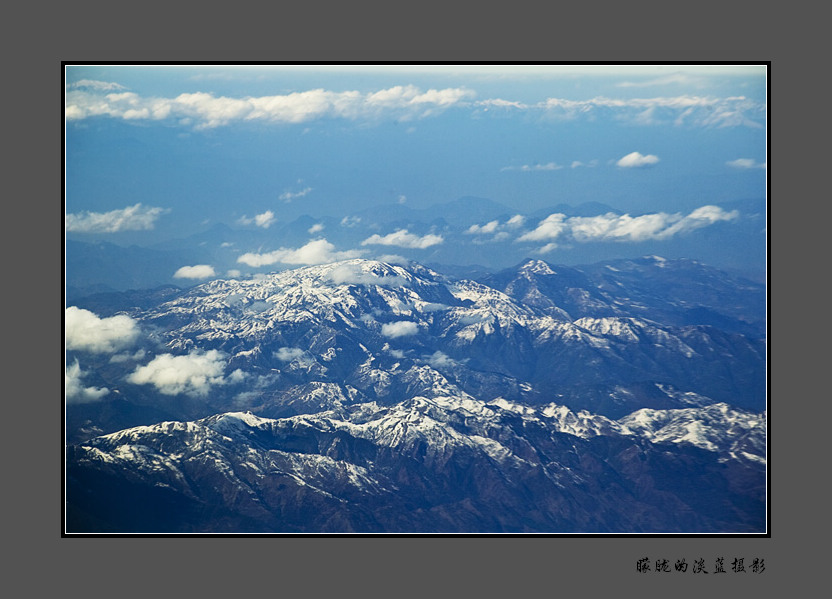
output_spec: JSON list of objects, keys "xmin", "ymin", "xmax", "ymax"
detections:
[
  {"xmin": 65, "ymin": 256, "xmax": 767, "ymax": 533},
  {"xmin": 67, "ymin": 396, "xmax": 765, "ymax": 533}
]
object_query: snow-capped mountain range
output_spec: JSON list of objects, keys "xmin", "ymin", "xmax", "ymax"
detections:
[{"xmin": 65, "ymin": 256, "xmax": 767, "ymax": 533}]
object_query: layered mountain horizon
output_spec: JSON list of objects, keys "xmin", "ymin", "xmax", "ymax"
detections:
[{"xmin": 65, "ymin": 196, "xmax": 767, "ymax": 301}]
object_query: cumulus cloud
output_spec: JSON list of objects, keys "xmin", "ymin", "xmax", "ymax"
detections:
[
  {"xmin": 308, "ymin": 223, "xmax": 325, "ymax": 234},
  {"xmin": 465, "ymin": 220, "xmax": 499, "ymax": 235},
  {"xmin": 341, "ymin": 216, "xmax": 362, "ymax": 228},
  {"xmin": 238, "ymin": 210, "xmax": 276, "ymax": 228},
  {"xmin": 173, "ymin": 264, "xmax": 216, "ymax": 280},
  {"xmin": 237, "ymin": 238, "xmax": 366, "ymax": 267},
  {"xmin": 65, "ymin": 360, "xmax": 110, "ymax": 404},
  {"xmin": 361, "ymin": 229, "xmax": 443, "ymax": 249},
  {"xmin": 466, "ymin": 216, "xmax": 527, "ymax": 241},
  {"xmin": 65, "ymin": 307, "xmax": 140, "ymax": 353},
  {"xmin": 65, "ymin": 203, "xmax": 168, "ymax": 233},
  {"xmin": 518, "ymin": 205, "xmax": 738, "ymax": 246},
  {"xmin": 65, "ymin": 85, "xmax": 475, "ymax": 128},
  {"xmin": 381, "ymin": 321, "xmax": 419, "ymax": 338},
  {"xmin": 517, "ymin": 213, "xmax": 569, "ymax": 242},
  {"xmin": 279, "ymin": 187, "xmax": 313, "ymax": 202},
  {"xmin": 726, "ymin": 158, "xmax": 766, "ymax": 169},
  {"xmin": 127, "ymin": 349, "xmax": 232, "ymax": 396},
  {"xmin": 506, "ymin": 214, "xmax": 525, "ymax": 228},
  {"xmin": 657, "ymin": 205, "xmax": 740, "ymax": 238},
  {"xmin": 616, "ymin": 152, "xmax": 660, "ymax": 168}
]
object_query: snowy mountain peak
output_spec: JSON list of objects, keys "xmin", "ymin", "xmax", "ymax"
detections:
[{"xmin": 519, "ymin": 259, "xmax": 557, "ymax": 276}]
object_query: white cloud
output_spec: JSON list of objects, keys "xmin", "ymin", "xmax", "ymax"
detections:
[
  {"xmin": 254, "ymin": 210, "xmax": 276, "ymax": 228},
  {"xmin": 375, "ymin": 254, "xmax": 410, "ymax": 265},
  {"xmin": 127, "ymin": 349, "xmax": 230, "ymax": 396},
  {"xmin": 476, "ymin": 98, "xmax": 529, "ymax": 110},
  {"xmin": 65, "ymin": 307, "xmax": 140, "ymax": 353},
  {"xmin": 65, "ymin": 203, "xmax": 168, "ymax": 233},
  {"xmin": 541, "ymin": 95, "xmax": 764, "ymax": 128},
  {"xmin": 238, "ymin": 210, "xmax": 276, "ymax": 228},
  {"xmin": 273, "ymin": 347, "xmax": 312, "ymax": 364},
  {"xmin": 279, "ymin": 187, "xmax": 313, "ymax": 202},
  {"xmin": 361, "ymin": 229, "xmax": 443, "ymax": 249},
  {"xmin": 308, "ymin": 223, "xmax": 325, "ymax": 234},
  {"xmin": 65, "ymin": 360, "xmax": 110, "ymax": 404},
  {"xmin": 465, "ymin": 220, "xmax": 500, "ymax": 235},
  {"xmin": 615, "ymin": 73, "xmax": 703, "ymax": 88},
  {"xmin": 427, "ymin": 351, "xmax": 456, "ymax": 368},
  {"xmin": 518, "ymin": 213, "xmax": 569, "ymax": 242},
  {"xmin": 67, "ymin": 79, "xmax": 126, "ymax": 92},
  {"xmin": 518, "ymin": 205, "xmax": 739, "ymax": 247},
  {"xmin": 616, "ymin": 152, "xmax": 660, "ymax": 168},
  {"xmin": 570, "ymin": 160, "xmax": 598, "ymax": 168},
  {"xmin": 173, "ymin": 264, "xmax": 216, "ymax": 279},
  {"xmin": 66, "ymin": 85, "xmax": 475, "ymax": 128},
  {"xmin": 569, "ymin": 212, "xmax": 673, "ymax": 242},
  {"xmin": 397, "ymin": 195, "xmax": 407, "ymax": 205},
  {"xmin": 329, "ymin": 264, "xmax": 410, "ymax": 287},
  {"xmin": 506, "ymin": 214, "xmax": 525, "ymax": 228},
  {"xmin": 726, "ymin": 158, "xmax": 766, "ymax": 169},
  {"xmin": 657, "ymin": 205, "xmax": 739, "ymax": 238},
  {"xmin": 465, "ymin": 216, "xmax": 527, "ymax": 241},
  {"xmin": 502, "ymin": 162, "xmax": 563, "ymax": 172},
  {"xmin": 237, "ymin": 238, "xmax": 365, "ymax": 267},
  {"xmin": 340, "ymin": 216, "xmax": 362, "ymax": 228},
  {"xmin": 381, "ymin": 321, "xmax": 419, "ymax": 338}
]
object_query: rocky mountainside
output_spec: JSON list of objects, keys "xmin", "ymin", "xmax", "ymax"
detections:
[
  {"xmin": 65, "ymin": 256, "xmax": 767, "ymax": 533},
  {"xmin": 67, "ymin": 394, "xmax": 765, "ymax": 533}
]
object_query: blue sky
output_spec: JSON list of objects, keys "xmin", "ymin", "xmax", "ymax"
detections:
[{"xmin": 65, "ymin": 64, "xmax": 767, "ymax": 279}]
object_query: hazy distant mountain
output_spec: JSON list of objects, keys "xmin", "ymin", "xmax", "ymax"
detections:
[{"xmin": 65, "ymin": 196, "xmax": 767, "ymax": 297}]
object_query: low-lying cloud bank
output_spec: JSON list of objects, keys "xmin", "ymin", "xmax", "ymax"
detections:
[
  {"xmin": 361, "ymin": 229, "xmax": 443, "ymax": 249},
  {"xmin": 238, "ymin": 238, "xmax": 366, "ymax": 267},
  {"xmin": 127, "ymin": 349, "xmax": 244, "ymax": 396},
  {"xmin": 66, "ymin": 307, "xmax": 141, "ymax": 353},
  {"xmin": 517, "ymin": 205, "xmax": 739, "ymax": 248},
  {"xmin": 65, "ymin": 360, "xmax": 109, "ymax": 404},
  {"xmin": 66, "ymin": 83, "xmax": 476, "ymax": 129}
]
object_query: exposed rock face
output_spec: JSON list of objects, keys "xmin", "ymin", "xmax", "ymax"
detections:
[{"xmin": 66, "ymin": 257, "xmax": 766, "ymax": 533}]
